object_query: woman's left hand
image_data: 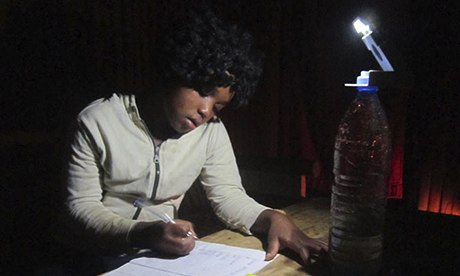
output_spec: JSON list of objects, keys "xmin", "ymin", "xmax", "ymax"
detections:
[{"xmin": 251, "ymin": 209, "xmax": 328, "ymax": 265}]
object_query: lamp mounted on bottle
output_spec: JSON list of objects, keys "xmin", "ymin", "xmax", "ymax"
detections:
[{"xmin": 329, "ymin": 16, "xmax": 393, "ymax": 275}]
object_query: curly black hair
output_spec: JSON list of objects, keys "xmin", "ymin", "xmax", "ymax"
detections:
[{"xmin": 154, "ymin": 8, "xmax": 263, "ymax": 108}]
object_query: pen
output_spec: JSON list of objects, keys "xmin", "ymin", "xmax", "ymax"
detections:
[{"xmin": 133, "ymin": 198, "xmax": 198, "ymax": 239}]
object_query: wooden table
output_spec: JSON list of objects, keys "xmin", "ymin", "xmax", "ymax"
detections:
[{"xmin": 201, "ymin": 197, "xmax": 331, "ymax": 275}]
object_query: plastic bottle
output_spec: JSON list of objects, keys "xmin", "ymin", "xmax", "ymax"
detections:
[{"xmin": 329, "ymin": 71, "xmax": 391, "ymax": 275}]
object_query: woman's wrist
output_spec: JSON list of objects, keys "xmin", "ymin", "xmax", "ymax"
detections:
[{"xmin": 251, "ymin": 209, "xmax": 285, "ymax": 233}]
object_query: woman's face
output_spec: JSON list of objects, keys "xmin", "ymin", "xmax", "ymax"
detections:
[{"xmin": 163, "ymin": 86, "xmax": 235, "ymax": 134}]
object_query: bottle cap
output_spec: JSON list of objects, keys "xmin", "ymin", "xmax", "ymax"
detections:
[
  {"xmin": 356, "ymin": 71, "xmax": 369, "ymax": 85},
  {"xmin": 345, "ymin": 70, "xmax": 370, "ymax": 87}
]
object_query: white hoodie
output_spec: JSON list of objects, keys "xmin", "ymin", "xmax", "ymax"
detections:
[{"xmin": 60, "ymin": 93, "xmax": 268, "ymax": 253}]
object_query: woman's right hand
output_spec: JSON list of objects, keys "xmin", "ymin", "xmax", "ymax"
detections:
[{"xmin": 129, "ymin": 219, "xmax": 197, "ymax": 255}]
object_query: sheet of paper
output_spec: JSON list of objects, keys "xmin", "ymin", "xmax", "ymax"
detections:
[{"xmin": 106, "ymin": 241, "xmax": 273, "ymax": 276}]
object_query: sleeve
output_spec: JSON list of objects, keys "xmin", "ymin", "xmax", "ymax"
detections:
[
  {"xmin": 60, "ymin": 118, "xmax": 137, "ymax": 253},
  {"xmin": 199, "ymin": 122, "xmax": 269, "ymax": 234}
]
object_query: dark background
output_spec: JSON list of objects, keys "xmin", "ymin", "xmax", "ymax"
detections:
[{"xmin": 1, "ymin": 0, "xmax": 459, "ymax": 274}]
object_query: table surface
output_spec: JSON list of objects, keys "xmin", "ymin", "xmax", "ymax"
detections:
[{"xmin": 200, "ymin": 197, "xmax": 331, "ymax": 275}]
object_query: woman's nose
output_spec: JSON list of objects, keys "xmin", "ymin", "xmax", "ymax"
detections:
[{"xmin": 198, "ymin": 100, "xmax": 214, "ymax": 121}]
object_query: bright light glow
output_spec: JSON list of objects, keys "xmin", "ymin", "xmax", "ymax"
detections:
[
  {"xmin": 353, "ymin": 16, "xmax": 394, "ymax": 71},
  {"xmin": 353, "ymin": 18, "xmax": 372, "ymax": 36}
]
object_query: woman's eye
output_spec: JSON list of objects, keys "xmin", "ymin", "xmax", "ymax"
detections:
[{"xmin": 214, "ymin": 104, "xmax": 225, "ymax": 113}]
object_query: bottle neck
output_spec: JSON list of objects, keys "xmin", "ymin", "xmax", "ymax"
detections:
[{"xmin": 356, "ymin": 86, "xmax": 379, "ymax": 94}]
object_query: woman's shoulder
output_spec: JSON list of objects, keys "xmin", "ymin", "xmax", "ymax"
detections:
[{"xmin": 77, "ymin": 93, "xmax": 127, "ymax": 122}]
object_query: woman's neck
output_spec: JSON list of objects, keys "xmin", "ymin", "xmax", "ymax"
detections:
[{"xmin": 136, "ymin": 93, "xmax": 177, "ymax": 141}]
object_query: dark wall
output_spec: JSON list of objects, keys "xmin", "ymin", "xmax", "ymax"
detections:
[{"xmin": 2, "ymin": 1, "xmax": 458, "ymax": 160}]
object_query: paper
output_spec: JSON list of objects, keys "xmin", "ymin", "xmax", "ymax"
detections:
[{"xmin": 106, "ymin": 241, "xmax": 273, "ymax": 276}]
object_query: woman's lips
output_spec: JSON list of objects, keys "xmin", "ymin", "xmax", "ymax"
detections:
[{"xmin": 186, "ymin": 117, "xmax": 198, "ymax": 130}]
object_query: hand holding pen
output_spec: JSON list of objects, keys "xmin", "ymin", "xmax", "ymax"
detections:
[
  {"xmin": 129, "ymin": 198, "xmax": 198, "ymax": 255},
  {"xmin": 133, "ymin": 198, "xmax": 199, "ymax": 240}
]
